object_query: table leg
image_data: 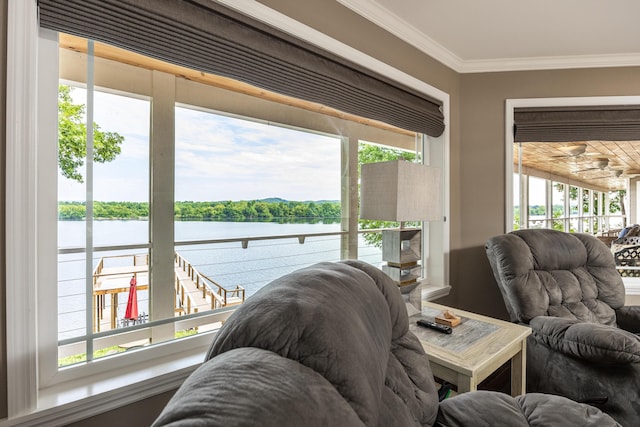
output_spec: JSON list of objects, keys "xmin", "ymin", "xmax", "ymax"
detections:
[
  {"xmin": 510, "ymin": 340, "xmax": 527, "ymax": 396},
  {"xmin": 456, "ymin": 374, "xmax": 476, "ymax": 393}
]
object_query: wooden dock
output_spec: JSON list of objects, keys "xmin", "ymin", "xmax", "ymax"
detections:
[{"xmin": 92, "ymin": 252, "xmax": 245, "ymax": 332}]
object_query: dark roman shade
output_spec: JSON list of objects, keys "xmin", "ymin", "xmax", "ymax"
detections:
[
  {"xmin": 38, "ymin": 0, "xmax": 445, "ymax": 137},
  {"xmin": 514, "ymin": 106, "xmax": 640, "ymax": 142}
]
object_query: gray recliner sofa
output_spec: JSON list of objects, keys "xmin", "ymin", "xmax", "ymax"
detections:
[
  {"xmin": 486, "ymin": 229, "xmax": 640, "ymax": 426},
  {"xmin": 153, "ymin": 259, "xmax": 618, "ymax": 426}
]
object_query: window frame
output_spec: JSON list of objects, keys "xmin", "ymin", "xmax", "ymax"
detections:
[
  {"xmin": 505, "ymin": 96, "xmax": 640, "ymax": 233},
  {"xmin": 6, "ymin": 0, "xmax": 450, "ymax": 422},
  {"xmin": 505, "ymin": 96, "xmax": 640, "ymax": 300}
]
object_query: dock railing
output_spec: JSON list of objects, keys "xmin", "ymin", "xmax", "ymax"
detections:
[
  {"xmin": 60, "ymin": 229, "xmax": 385, "ymax": 362},
  {"xmin": 201, "ymin": 272, "xmax": 245, "ymax": 307},
  {"xmin": 92, "ymin": 257, "xmax": 104, "ymax": 285},
  {"xmin": 174, "ymin": 252, "xmax": 245, "ymax": 314},
  {"xmin": 92, "ymin": 253, "xmax": 149, "ymax": 283}
]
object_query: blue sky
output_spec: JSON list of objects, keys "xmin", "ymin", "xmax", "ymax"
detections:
[{"xmin": 58, "ymin": 88, "xmax": 341, "ymax": 202}]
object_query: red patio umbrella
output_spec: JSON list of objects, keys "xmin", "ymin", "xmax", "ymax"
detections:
[{"xmin": 124, "ymin": 275, "xmax": 139, "ymax": 321}]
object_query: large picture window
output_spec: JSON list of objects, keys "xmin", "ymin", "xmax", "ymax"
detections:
[
  {"xmin": 57, "ymin": 85, "xmax": 151, "ymax": 364},
  {"xmin": 5, "ymin": 3, "xmax": 449, "ymax": 421},
  {"xmin": 507, "ymin": 98, "xmax": 640, "ymax": 288},
  {"xmin": 53, "ymin": 36, "xmax": 353, "ymax": 367},
  {"xmin": 45, "ymin": 32, "xmax": 446, "ymax": 375}
]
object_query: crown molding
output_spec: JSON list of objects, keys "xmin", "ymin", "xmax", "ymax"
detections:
[
  {"xmin": 337, "ymin": 0, "xmax": 640, "ymax": 73},
  {"xmin": 461, "ymin": 53, "xmax": 640, "ymax": 73},
  {"xmin": 336, "ymin": 0, "xmax": 464, "ymax": 72}
]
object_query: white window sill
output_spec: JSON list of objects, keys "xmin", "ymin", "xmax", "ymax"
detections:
[
  {"xmin": 422, "ymin": 283, "xmax": 452, "ymax": 301},
  {"xmin": 1, "ymin": 343, "xmax": 208, "ymax": 427},
  {"xmin": 623, "ymin": 276, "xmax": 640, "ymax": 295},
  {"xmin": 403, "ymin": 281, "xmax": 451, "ymax": 311},
  {"xmin": 1, "ymin": 284, "xmax": 451, "ymax": 427}
]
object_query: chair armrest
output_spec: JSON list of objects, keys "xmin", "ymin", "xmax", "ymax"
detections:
[
  {"xmin": 437, "ymin": 390, "xmax": 620, "ymax": 426},
  {"xmin": 530, "ymin": 316, "xmax": 640, "ymax": 364},
  {"xmin": 615, "ymin": 306, "xmax": 640, "ymax": 332}
]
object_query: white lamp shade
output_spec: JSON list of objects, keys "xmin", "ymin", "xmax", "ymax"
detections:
[{"xmin": 360, "ymin": 160, "xmax": 441, "ymax": 222}]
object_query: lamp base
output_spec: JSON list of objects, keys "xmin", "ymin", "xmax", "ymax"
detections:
[
  {"xmin": 399, "ymin": 282, "xmax": 419, "ymax": 294},
  {"xmin": 382, "ymin": 263, "xmax": 421, "ymax": 285}
]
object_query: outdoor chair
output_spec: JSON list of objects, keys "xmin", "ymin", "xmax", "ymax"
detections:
[
  {"xmin": 485, "ymin": 229, "xmax": 640, "ymax": 426},
  {"xmin": 611, "ymin": 225, "xmax": 640, "ymax": 277},
  {"xmin": 596, "ymin": 228, "xmax": 622, "ymax": 247}
]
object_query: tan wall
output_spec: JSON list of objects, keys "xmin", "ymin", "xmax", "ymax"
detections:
[
  {"xmin": 626, "ymin": 294, "xmax": 640, "ymax": 305},
  {"xmin": 439, "ymin": 67, "xmax": 640, "ymax": 318},
  {"xmin": 66, "ymin": 390, "xmax": 174, "ymax": 427}
]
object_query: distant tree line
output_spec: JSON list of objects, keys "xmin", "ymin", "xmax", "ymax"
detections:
[{"xmin": 58, "ymin": 200, "xmax": 341, "ymax": 221}]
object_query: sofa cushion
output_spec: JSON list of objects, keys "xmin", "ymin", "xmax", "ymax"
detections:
[
  {"xmin": 530, "ymin": 316, "xmax": 640, "ymax": 364},
  {"xmin": 437, "ymin": 391, "xmax": 619, "ymax": 427},
  {"xmin": 485, "ymin": 229, "xmax": 625, "ymax": 324},
  {"xmin": 340, "ymin": 260, "xmax": 409, "ymax": 340},
  {"xmin": 153, "ymin": 347, "xmax": 365, "ymax": 427},
  {"xmin": 615, "ymin": 305, "xmax": 640, "ymax": 333},
  {"xmin": 205, "ymin": 260, "xmax": 439, "ymax": 426}
]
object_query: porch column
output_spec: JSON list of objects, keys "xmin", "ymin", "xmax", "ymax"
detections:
[{"xmin": 632, "ymin": 178, "xmax": 640, "ymax": 225}]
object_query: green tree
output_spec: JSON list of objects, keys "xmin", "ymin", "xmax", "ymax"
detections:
[
  {"xmin": 253, "ymin": 202, "xmax": 273, "ymax": 219},
  {"xmin": 358, "ymin": 143, "xmax": 415, "ymax": 165},
  {"xmin": 58, "ymin": 85, "xmax": 125, "ymax": 183},
  {"xmin": 610, "ymin": 190, "xmax": 627, "ymax": 227},
  {"xmin": 58, "ymin": 199, "xmax": 342, "ymax": 221},
  {"xmin": 58, "ymin": 203, "xmax": 86, "ymax": 220},
  {"xmin": 554, "ymin": 184, "xmax": 626, "ymax": 231}
]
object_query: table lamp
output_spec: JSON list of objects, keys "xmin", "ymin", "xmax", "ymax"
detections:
[{"xmin": 360, "ymin": 160, "xmax": 442, "ymax": 292}]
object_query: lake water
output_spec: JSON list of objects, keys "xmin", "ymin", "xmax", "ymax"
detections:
[{"xmin": 57, "ymin": 220, "xmax": 382, "ymax": 340}]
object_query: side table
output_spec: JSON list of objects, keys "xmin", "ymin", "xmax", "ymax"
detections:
[{"xmin": 409, "ymin": 301, "xmax": 531, "ymax": 396}]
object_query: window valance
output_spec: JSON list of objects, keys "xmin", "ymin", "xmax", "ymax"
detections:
[
  {"xmin": 514, "ymin": 106, "xmax": 640, "ymax": 142},
  {"xmin": 38, "ymin": 0, "xmax": 445, "ymax": 137}
]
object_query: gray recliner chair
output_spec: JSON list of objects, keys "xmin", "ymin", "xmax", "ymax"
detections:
[
  {"xmin": 486, "ymin": 229, "xmax": 640, "ymax": 426},
  {"xmin": 153, "ymin": 259, "xmax": 617, "ymax": 426}
]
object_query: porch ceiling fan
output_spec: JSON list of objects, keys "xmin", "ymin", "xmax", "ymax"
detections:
[
  {"xmin": 621, "ymin": 169, "xmax": 640, "ymax": 178},
  {"xmin": 575, "ymin": 157, "xmax": 610, "ymax": 173},
  {"xmin": 582, "ymin": 164, "xmax": 640, "ymax": 180},
  {"xmin": 551, "ymin": 143, "xmax": 588, "ymax": 158}
]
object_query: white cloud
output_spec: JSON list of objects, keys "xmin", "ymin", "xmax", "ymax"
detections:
[
  {"xmin": 174, "ymin": 107, "xmax": 341, "ymax": 201},
  {"xmin": 59, "ymin": 91, "xmax": 341, "ymax": 202}
]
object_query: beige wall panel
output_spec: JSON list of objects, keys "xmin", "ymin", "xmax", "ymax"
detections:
[
  {"xmin": 442, "ymin": 67, "xmax": 640, "ymax": 319},
  {"xmin": 60, "ymin": 48, "xmax": 152, "ymax": 97},
  {"xmin": 65, "ymin": 389, "xmax": 175, "ymax": 427}
]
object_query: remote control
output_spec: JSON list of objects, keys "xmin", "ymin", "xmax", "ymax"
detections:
[{"xmin": 416, "ymin": 319, "xmax": 453, "ymax": 334}]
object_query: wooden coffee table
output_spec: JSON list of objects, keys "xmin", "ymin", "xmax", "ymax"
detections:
[{"xmin": 409, "ymin": 301, "xmax": 531, "ymax": 396}]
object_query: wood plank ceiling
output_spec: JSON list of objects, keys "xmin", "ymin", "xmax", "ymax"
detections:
[
  {"xmin": 58, "ymin": 34, "xmax": 414, "ymax": 138},
  {"xmin": 515, "ymin": 141, "xmax": 640, "ymax": 191}
]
